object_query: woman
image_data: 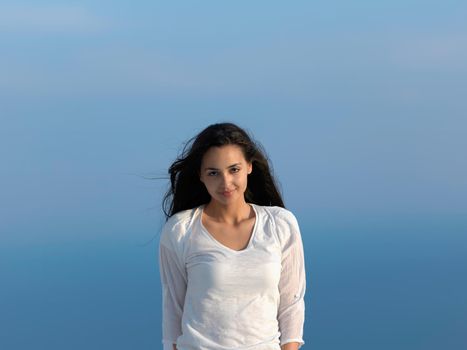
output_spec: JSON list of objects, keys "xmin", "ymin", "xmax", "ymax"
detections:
[{"xmin": 159, "ymin": 122, "xmax": 306, "ymax": 350}]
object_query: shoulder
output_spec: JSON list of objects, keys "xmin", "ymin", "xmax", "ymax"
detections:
[
  {"xmin": 259, "ymin": 205, "xmax": 299, "ymax": 228},
  {"xmin": 159, "ymin": 206, "xmax": 198, "ymax": 249},
  {"xmin": 256, "ymin": 205, "xmax": 301, "ymax": 245}
]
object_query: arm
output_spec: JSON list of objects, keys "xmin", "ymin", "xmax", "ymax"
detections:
[
  {"xmin": 159, "ymin": 239, "xmax": 187, "ymax": 350},
  {"xmin": 281, "ymin": 343, "xmax": 300, "ymax": 350},
  {"xmin": 277, "ymin": 211, "xmax": 307, "ymax": 349}
]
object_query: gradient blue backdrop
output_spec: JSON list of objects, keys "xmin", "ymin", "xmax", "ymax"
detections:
[{"xmin": 1, "ymin": 1, "xmax": 466, "ymax": 349}]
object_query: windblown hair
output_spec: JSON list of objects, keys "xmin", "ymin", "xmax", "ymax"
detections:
[{"xmin": 162, "ymin": 122, "xmax": 285, "ymax": 220}]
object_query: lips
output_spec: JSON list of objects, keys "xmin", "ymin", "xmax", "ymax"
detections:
[{"xmin": 220, "ymin": 189, "xmax": 235, "ymax": 195}]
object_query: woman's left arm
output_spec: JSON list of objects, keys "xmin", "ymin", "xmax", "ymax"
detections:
[
  {"xmin": 281, "ymin": 342, "xmax": 301, "ymax": 350},
  {"xmin": 277, "ymin": 210, "xmax": 307, "ymax": 349}
]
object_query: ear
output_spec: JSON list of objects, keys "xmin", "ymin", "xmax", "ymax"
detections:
[{"xmin": 247, "ymin": 162, "xmax": 252, "ymax": 175}]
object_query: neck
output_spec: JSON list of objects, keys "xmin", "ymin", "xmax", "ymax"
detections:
[{"xmin": 203, "ymin": 200, "xmax": 252, "ymax": 225}]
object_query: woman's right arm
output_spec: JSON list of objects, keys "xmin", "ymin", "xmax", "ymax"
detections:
[{"xmin": 159, "ymin": 238, "xmax": 187, "ymax": 350}]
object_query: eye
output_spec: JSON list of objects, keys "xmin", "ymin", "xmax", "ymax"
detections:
[
  {"xmin": 231, "ymin": 168, "xmax": 240, "ymax": 173},
  {"xmin": 207, "ymin": 171, "xmax": 217, "ymax": 176}
]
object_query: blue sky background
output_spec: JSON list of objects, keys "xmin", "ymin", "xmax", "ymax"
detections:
[{"xmin": 1, "ymin": 1, "xmax": 466, "ymax": 349}]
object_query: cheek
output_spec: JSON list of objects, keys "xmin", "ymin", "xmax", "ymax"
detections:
[
  {"xmin": 203, "ymin": 178, "xmax": 217, "ymax": 189},
  {"xmin": 239, "ymin": 176, "xmax": 248, "ymax": 187}
]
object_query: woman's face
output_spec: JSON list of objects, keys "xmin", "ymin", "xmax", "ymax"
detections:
[{"xmin": 199, "ymin": 144, "xmax": 252, "ymax": 206}]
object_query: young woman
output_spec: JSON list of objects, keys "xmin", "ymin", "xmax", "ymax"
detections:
[{"xmin": 159, "ymin": 122, "xmax": 306, "ymax": 350}]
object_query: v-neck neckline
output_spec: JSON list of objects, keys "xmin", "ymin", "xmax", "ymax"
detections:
[{"xmin": 199, "ymin": 203, "xmax": 258, "ymax": 254}]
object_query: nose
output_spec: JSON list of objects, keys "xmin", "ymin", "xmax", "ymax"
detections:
[{"xmin": 219, "ymin": 171, "xmax": 233, "ymax": 186}]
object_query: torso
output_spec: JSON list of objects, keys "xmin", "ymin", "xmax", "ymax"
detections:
[
  {"xmin": 201, "ymin": 206, "xmax": 256, "ymax": 251},
  {"xmin": 176, "ymin": 204, "xmax": 285, "ymax": 349}
]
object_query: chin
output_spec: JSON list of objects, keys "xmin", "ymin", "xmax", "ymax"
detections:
[{"xmin": 211, "ymin": 193, "xmax": 234, "ymax": 203}]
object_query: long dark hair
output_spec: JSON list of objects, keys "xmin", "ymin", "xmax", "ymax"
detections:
[{"xmin": 162, "ymin": 122, "xmax": 285, "ymax": 220}]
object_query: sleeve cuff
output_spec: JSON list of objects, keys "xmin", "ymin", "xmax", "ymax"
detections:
[
  {"xmin": 162, "ymin": 340, "xmax": 177, "ymax": 350},
  {"xmin": 280, "ymin": 338, "xmax": 305, "ymax": 348}
]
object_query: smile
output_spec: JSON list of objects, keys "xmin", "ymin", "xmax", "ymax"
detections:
[{"xmin": 220, "ymin": 189, "xmax": 235, "ymax": 196}]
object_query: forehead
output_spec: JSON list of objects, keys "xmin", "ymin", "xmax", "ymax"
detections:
[{"xmin": 201, "ymin": 145, "xmax": 246, "ymax": 164}]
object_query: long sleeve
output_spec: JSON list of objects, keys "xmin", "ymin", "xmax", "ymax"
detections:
[
  {"xmin": 159, "ymin": 236, "xmax": 187, "ymax": 350},
  {"xmin": 277, "ymin": 211, "xmax": 306, "ymax": 348}
]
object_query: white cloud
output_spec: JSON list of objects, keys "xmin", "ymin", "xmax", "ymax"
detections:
[
  {"xmin": 1, "ymin": 27, "xmax": 466, "ymax": 99},
  {"xmin": 388, "ymin": 33, "xmax": 467, "ymax": 71},
  {"xmin": 0, "ymin": 46, "xmax": 212, "ymax": 97},
  {"xmin": 0, "ymin": 4, "xmax": 109, "ymax": 34}
]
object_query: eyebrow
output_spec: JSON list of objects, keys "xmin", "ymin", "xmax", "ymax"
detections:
[{"xmin": 204, "ymin": 163, "xmax": 241, "ymax": 171}]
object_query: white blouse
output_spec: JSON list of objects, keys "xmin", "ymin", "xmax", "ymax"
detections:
[{"xmin": 158, "ymin": 203, "xmax": 306, "ymax": 350}]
